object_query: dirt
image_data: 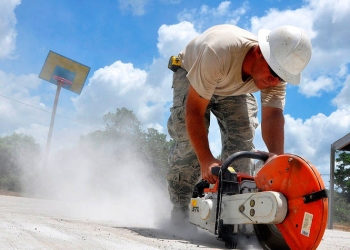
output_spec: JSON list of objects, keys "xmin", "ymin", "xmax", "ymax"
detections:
[
  {"xmin": 334, "ymin": 224, "xmax": 350, "ymax": 232},
  {"xmin": 0, "ymin": 193, "xmax": 350, "ymax": 249},
  {"xmin": 0, "ymin": 189, "xmax": 23, "ymax": 197}
]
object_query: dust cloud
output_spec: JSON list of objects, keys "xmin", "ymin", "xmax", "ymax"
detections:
[
  {"xmin": 21, "ymin": 139, "xmax": 173, "ymax": 229},
  {"xmin": 18, "ymin": 138, "xmax": 263, "ymax": 249}
]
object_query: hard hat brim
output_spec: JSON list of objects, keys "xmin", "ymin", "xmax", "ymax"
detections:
[{"xmin": 258, "ymin": 28, "xmax": 301, "ymax": 85}]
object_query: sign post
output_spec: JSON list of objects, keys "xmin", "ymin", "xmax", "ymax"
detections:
[{"xmin": 39, "ymin": 51, "xmax": 90, "ymax": 167}]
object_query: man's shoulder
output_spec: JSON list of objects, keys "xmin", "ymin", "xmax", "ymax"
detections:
[
  {"xmin": 201, "ymin": 25, "xmax": 257, "ymax": 52},
  {"xmin": 206, "ymin": 24, "xmax": 256, "ymax": 39}
]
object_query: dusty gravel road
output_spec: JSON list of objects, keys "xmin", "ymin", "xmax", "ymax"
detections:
[{"xmin": 0, "ymin": 195, "xmax": 349, "ymax": 249}]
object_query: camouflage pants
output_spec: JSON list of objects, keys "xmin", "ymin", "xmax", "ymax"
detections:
[{"xmin": 166, "ymin": 68, "xmax": 258, "ymax": 209}]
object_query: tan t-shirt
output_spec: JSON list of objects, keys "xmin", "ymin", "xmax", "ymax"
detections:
[{"xmin": 179, "ymin": 24, "xmax": 286, "ymax": 110}]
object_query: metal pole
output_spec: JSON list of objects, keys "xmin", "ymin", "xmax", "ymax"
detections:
[
  {"xmin": 44, "ymin": 83, "xmax": 62, "ymax": 167},
  {"xmin": 328, "ymin": 145, "xmax": 335, "ymax": 229}
]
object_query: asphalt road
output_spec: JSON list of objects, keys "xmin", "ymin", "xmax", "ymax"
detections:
[{"xmin": 0, "ymin": 195, "xmax": 349, "ymax": 249}]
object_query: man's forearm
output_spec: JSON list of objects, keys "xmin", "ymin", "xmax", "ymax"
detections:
[
  {"xmin": 185, "ymin": 85, "xmax": 215, "ymax": 164},
  {"xmin": 185, "ymin": 85, "xmax": 221, "ymax": 183},
  {"xmin": 186, "ymin": 109, "xmax": 214, "ymax": 164},
  {"xmin": 261, "ymin": 107, "xmax": 285, "ymax": 155}
]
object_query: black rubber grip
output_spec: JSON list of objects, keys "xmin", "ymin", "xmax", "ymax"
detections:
[{"xmin": 221, "ymin": 151, "xmax": 269, "ymax": 174}]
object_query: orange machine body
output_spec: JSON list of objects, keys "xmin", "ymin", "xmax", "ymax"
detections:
[{"xmin": 255, "ymin": 154, "xmax": 328, "ymax": 250}]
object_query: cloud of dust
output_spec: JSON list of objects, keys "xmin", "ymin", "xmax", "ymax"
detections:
[
  {"xmin": 21, "ymin": 138, "xmax": 173, "ymax": 229},
  {"xmin": 18, "ymin": 137, "xmax": 263, "ymax": 249}
]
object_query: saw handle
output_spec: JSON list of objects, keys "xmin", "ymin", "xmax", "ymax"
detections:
[
  {"xmin": 211, "ymin": 151, "xmax": 268, "ymax": 175},
  {"xmin": 218, "ymin": 151, "xmax": 268, "ymax": 175}
]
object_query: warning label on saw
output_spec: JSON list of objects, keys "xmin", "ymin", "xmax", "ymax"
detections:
[{"xmin": 301, "ymin": 212, "xmax": 313, "ymax": 237}]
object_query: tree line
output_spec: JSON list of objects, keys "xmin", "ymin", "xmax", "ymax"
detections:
[
  {"xmin": 0, "ymin": 107, "xmax": 173, "ymax": 193},
  {"xmin": 0, "ymin": 133, "xmax": 40, "ymax": 192}
]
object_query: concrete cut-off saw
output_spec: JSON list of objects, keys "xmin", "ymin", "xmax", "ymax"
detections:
[{"xmin": 189, "ymin": 151, "xmax": 328, "ymax": 249}]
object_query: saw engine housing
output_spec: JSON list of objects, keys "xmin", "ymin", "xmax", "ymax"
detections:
[{"xmin": 189, "ymin": 152, "xmax": 328, "ymax": 249}]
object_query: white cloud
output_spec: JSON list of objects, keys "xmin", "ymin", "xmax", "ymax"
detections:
[
  {"xmin": 250, "ymin": 7, "xmax": 314, "ymax": 37},
  {"xmin": 118, "ymin": 0, "xmax": 149, "ymax": 16},
  {"xmin": 0, "ymin": 69, "xmax": 102, "ymax": 154},
  {"xmin": 332, "ymin": 75, "xmax": 350, "ymax": 109},
  {"xmin": 216, "ymin": 1, "xmax": 231, "ymax": 16},
  {"xmin": 0, "ymin": 0, "xmax": 20, "ymax": 59},
  {"xmin": 157, "ymin": 21, "xmax": 198, "ymax": 58},
  {"xmin": 284, "ymin": 108, "xmax": 350, "ymax": 173},
  {"xmin": 0, "ymin": 70, "xmax": 46, "ymax": 128},
  {"xmin": 0, "ymin": 70, "xmax": 41, "ymax": 94},
  {"xmin": 338, "ymin": 64, "xmax": 348, "ymax": 78},
  {"xmin": 309, "ymin": 0, "xmax": 350, "ymax": 51},
  {"xmin": 72, "ymin": 61, "xmax": 148, "ymax": 123},
  {"xmin": 72, "ymin": 21, "xmax": 201, "ymax": 133},
  {"xmin": 298, "ymin": 75, "xmax": 334, "ymax": 97},
  {"xmin": 177, "ymin": 1, "xmax": 248, "ymax": 31}
]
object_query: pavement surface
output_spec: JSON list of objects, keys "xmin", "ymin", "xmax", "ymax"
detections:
[{"xmin": 0, "ymin": 194, "xmax": 350, "ymax": 249}]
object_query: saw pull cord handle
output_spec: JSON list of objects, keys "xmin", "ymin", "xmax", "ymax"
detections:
[{"xmin": 214, "ymin": 151, "xmax": 269, "ymax": 236}]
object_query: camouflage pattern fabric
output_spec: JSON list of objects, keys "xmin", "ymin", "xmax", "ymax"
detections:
[{"xmin": 167, "ymin": 68, "xmax": 258, "ymax": 210}]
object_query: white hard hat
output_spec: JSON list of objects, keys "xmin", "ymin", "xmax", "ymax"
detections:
[{"xmin": 258, "ymin": 25, "xmax": 312, "ymax": 85}]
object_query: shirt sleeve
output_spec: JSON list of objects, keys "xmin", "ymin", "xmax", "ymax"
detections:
[
  {"xmin": 260, "ymin": 82, "xmax": 287, "ymax": 110},
  {"xmin": 186, "ymin": 44, "xmax": 223, "ymax": 100}
]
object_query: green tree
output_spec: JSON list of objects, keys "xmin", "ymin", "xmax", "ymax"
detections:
[
  {"xmin": 334, "ymin": 151, "xmax": 350, "ymax": 225},
  {"xmin": 333, "ymin": 191, "xmax": 350, "ymax": 224},
  {"xmin": 104, "ymin": 107, "xmax": 142, "ymax": 136},
  {"xmin": 335, "ymin": 151, "xmax": 350, "ymax": 198},
  {"xmin": 79, "ymin": 108, "xmax": 172, "ymax": 185},
  {"xmin": 80, "ymin": 108, "xmax": 144, "ymax": 154},
  {"xmin": 0, "ymin": 133, "xmax": 40, "ymax": 192},
  {"xmin": 142, "ymin": 128, "xmax": 174, "ymax": 184}
]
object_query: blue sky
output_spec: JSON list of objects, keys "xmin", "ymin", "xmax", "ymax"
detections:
[{"xmin": 1, "ymin": 0, "xmax": 350, "ymax": 188}]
